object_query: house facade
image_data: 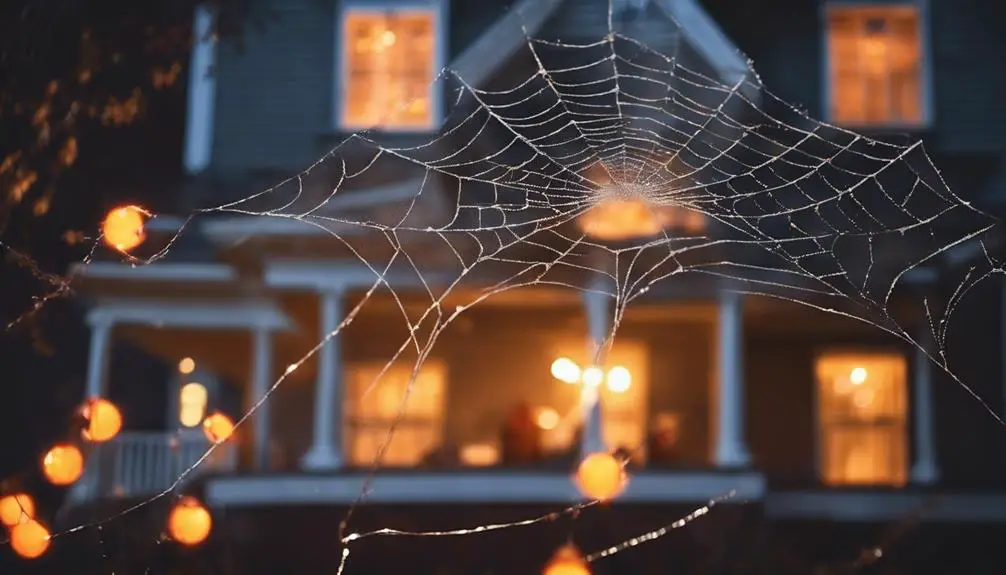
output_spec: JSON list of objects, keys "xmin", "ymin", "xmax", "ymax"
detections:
[{"xmin": 60, "ymin": 0, "xmax": 1006, "ymax": 572}]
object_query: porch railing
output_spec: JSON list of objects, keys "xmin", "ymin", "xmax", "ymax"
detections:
[{"xmin": 70, "ymin": 431, "xmax": 237, "ymax": 502}]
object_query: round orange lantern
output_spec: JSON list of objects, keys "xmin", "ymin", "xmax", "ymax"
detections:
[
  {"xmin": 0, "ymin": 493, "xmax": 35, "ymax": 527},
  {"xmin": 101, "ymin": 205, "xmax": 147, "ymax": 252},
  {"xmin": 575, "ymin": 451, "xmax": 626, "ymax": 501},
  {"xmin": 167, "ymin": 497, "xmax": 212, "ymax": 546},
  {"xmin": 202, "ymin": 412, "xmax": 234, "ymax": 444},
  {"xmin": 543, "ymin": 544, "xmax": 590, "ymax": 575},
  {"xmin": 10, "ymin": 519, "xmax": 50, "ymax": 559},
  {"xmin": 42, "ymin": 444, "xmax": 84, "ymax": 486},
  {"xmin": 81, "ymin": 397, "xmax": 122, "ymax": 443}
]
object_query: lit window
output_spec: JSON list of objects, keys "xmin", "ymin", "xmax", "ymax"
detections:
[
  {"xmin": 179, "ymin": 383, "xmax": 208, "ymax": 428},
  {"xmin": 551, "ymin": 341, "xmax": 649, "ymax": 459},
  {"xmin": 815, "ymin": 353, "xmax": 908, "ymax": 486},
  {"xmin": 340, "ymin": 8, "xmax": 438, "ymax": 130},
  {"xmin": 345, "ymin": 361, "xmax": 446, "ymax": 466},
  {"xmin": 826, "ymin": 5, "xmax": 925, "ymax": 127}
]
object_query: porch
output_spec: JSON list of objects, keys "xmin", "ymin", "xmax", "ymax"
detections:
[
  {"xmin": 71, "ymin": 258, "xmax": 764, "ymax": 507},
  {"xmin": 70, "ymin": 258, "xmax": 943, "ymax": 509}
]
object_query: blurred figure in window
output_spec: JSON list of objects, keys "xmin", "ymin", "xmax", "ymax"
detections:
[
  {"xmin": 501, "ymin": 402, "xmax": 542, "ymax": 465},
  {"xmin": 647, "ymin": 412, "xmax": 681, "ymax": 466}
]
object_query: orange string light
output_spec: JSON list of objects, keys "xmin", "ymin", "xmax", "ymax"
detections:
[
  {"xmin": 167, "ymin": 496, "xmax": 212, "ymax": 546},
  {"xmin": 202, "ymin": 411, "xmax": 235, "ymax": 443},
  {"xmin": 101, "ymin": 205, "xmax": 148, "ymax": 252},
  {"xmin": 0, "ymin": 493, "xmax": 35, "ymax": 527},
  {"xmin": 41, "ymin": 443, "xmax": 84, "ymax": 486},
  {"xmin": 543, "ymin": 544, "xmax": 590, "ymax": 575},
  {"xmin": 81, "ymin": 397, "xmax": 122, "ymax": 443},
  {"xmin": 574, "ymin": 451, "xmax": 626, "ymax": 502},
  {"xmin": 10, "ymin": 519, "xmax": 50, "ymax": 559}
]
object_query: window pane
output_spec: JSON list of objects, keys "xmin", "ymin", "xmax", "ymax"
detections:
[
  {"xmin": 346, "ymin": 361, "xmax": 446, "ymax": 466},
  {"xmin": 827, "ymin": 6, "xmax": 922, "ymax": 126},
  {"xmin": 815, "ymin": 353, "xmax": 908, "ymax": 486},
  {"xmin": 342, "ymin": 10, "xmax": 436, "ymax": 130}
]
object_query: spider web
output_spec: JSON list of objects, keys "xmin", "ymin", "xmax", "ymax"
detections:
[{"xmin": 5, "ymin": 0, "xmax": 1005, "ymax": 571}]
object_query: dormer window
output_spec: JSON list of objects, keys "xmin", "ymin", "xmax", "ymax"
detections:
[
  {"xmin": 337, "ymin": 2, "xmax": 444, "ymax": 132},
  {"xmin": 825, "ymin": 2, "xmax": 930, "ymax": 129}
]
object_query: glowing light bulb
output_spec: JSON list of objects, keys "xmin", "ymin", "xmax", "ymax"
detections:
[
  {"xmin": 850, "ymin": 367, "xmax": 868, "ymax": 385},
  {"xmin": 101, "ymin": 205, "xmax": 147, "ymax": 252},
  {"xmin": 81, "ymin": 397, "xmax": 122, "ymax": 443},
  {"xmin": 551, "ymin": 357, "xmax": 581, "ymax": 384},
  {"xmin": 0, "ymin": 493, "xmax": 35, "ymax": 527},
  {"xmin": 582, "ymin": 366, "xmax": 603, "ymax": 388},
  {"xmin": 536, "ymin": 407, "xmax": 560, "ymax": 430},
  {"xmin": 543, "ymin": 544, "xmax": 590, "ymax": 575},
  {"xmin": 178, "ymin": 357, "xmax": 195, "ymax": 374},
  {"xmin": 10, "ymin": 519, "xmax": 50, "ymax": 559},
  {"xmin": 575, "ymin": 451, "xmax": 626, "ymax": 501},
  {"xmin": 606, "ymin": 366, "xmax": 631, "ymax": 393},
  {"xmin": 41, "ymin": 444, "xmax": 84, "ymax": 486},
  {"xmin": 167, "ymin": 497, "xmax": 212, "ymax": 546},
  {"xmin": 203, "ymin": 411, "xmax": 234, "ymax": 443}
]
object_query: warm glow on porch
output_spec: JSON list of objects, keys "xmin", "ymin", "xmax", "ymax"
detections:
[{"xmin": 550, "ymin": 357, "xmax": 631, "ymax": 393}]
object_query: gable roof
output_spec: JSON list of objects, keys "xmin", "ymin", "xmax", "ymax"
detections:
[{"xmin": 451, "ymin": 0, "xmax": 759, "ymax": 102}]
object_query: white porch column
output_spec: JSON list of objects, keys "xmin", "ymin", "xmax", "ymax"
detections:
[
  {"xmin": 249, "ymin": 327, "xmax": 273, "ymax": 471},
  {"xmin": 714, "ymin": 290, "xmax": 750, "ymax": 467},
  {"xmin": 580, "ymin": 279, "xmax": 610, "ymax": 458},
  {"xmin": 73, "ymin": 317, "xmax": 113, "ymax": 502},
  {"xmin": 910, "ymin": 326, "xmax": 939, "ymax": 484},
  {"xmin": 301, "ymin": 288, "xmax": 345, "ymax": 470},
  {"xmin": 84, "ymin": 318, "xmax": 113, "ymax": 399}
]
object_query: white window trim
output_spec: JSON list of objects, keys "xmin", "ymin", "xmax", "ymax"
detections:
[
  {"xmin": 820, "ymin": 0, "xmax": 934, "ymax": 130},
  {"xmin": 334, "ymin": 0, "xmax": 448, "ymax": 133}
]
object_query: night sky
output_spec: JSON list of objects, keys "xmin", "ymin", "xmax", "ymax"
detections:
[{"xmin": 0, "ymin": 0, "xmax": 191, "ymax": 497}]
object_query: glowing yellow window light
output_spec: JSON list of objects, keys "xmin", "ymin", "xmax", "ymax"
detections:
[{"xmin": 179, "ymin": 382, "xmax": 208, "ymax": 428}]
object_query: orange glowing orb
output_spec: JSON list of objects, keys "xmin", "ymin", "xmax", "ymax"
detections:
[
  {"xmin": 0, "ymin": 493, "xmax": 35, "ymax": 527},
  {"xmin": 42, "ymin": 444, "xmax": 84, "ymax": 486},
  {"xmin": 10, "ymin": 519, "xmax": 50, "ymax": 559},
  {"xmin": 167, "ymin": 497, "xmax": 212, "ymax": 546},
  {"xmin": 575, "ymin": 451, "xmax": 626, "ymax": 502},
  {"xmin": 81, "ymin": 397, "xmax": 122, "ymax": 443},
  {"xmin": 101, "ymin": 205, "xmax": 147, "ymax": 252},
  {"xmin": 543, "ymin": 545, "xmax": 590, "ymax": 575},
  {"xmin": 202, "ymin": 411, "xmax": 234, "ymax": 443}
]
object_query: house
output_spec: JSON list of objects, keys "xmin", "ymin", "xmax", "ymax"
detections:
[{"xmin": 58, "ymin": 0, "xmax": 1006, "ymax": 572}]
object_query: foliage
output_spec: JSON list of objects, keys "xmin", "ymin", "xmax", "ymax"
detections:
[{"xmin": 0, "ymin": 0, "xmax": 264, "ymax": 234}]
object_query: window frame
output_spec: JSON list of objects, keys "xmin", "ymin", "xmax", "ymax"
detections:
[
  {"xmin": 334, "ymin": 0, "xmax": 448, "ymax": 133},
  {"xmin": 343, "ymin": 359, "xmax": 448, "ymax": 467},
  {"xmin": 820, "ymin": 0, "xmax": 933, "ymax": 130},
  {"xmin": 812, "ymin": 349, "xmax": 910, "ymax": 487}
]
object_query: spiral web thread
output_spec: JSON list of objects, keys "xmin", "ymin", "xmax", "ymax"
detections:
[{"xmin": 5, "ymin": 0, "xmax": 1004, "ymax": 571}]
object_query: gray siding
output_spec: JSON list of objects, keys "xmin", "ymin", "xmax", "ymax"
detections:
[
  {"xmin": 928, "ymin": 0, "xmax": 1006, "ymax": 153},
  {"xmin": 212, "ymin": 0, "xmax": 334, "ymax": 173}
]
